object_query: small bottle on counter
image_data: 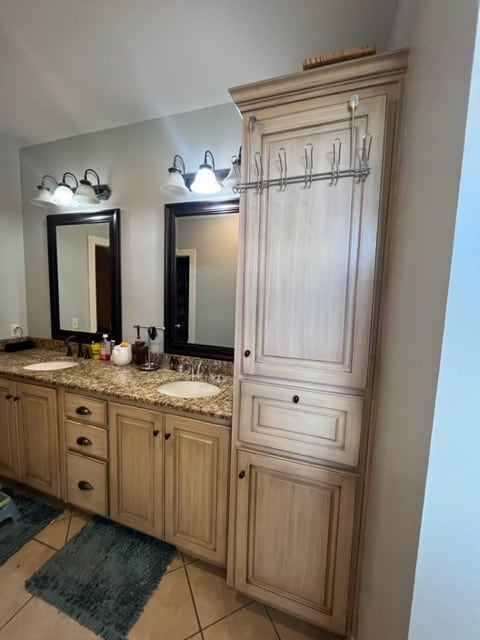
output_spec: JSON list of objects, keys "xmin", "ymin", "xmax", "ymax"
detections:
[
  {"xmin": 100, "ymin": 334, "xmax": 111, "ymax": 361},
  {"xmin": 91, "ymin": 342, "xmax": 101, "ymax": 360}
]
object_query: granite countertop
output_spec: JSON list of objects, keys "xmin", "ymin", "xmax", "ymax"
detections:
[{"xmin": 0, "ymin": 348, "xmax": 233, "ymax": 423}]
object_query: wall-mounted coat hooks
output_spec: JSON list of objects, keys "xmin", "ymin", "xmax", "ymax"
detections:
[{"xmin": 234, "ymin": 95, "xmax": 373, "ymax": 195}]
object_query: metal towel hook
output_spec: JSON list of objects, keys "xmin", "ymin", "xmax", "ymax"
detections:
[
  {"xmin": 277, "ymin": 147, "xmax": 287, "ymax": 191},
  {"xmin": 360, "ymin": 132, "xmax": 372, "ymax": 181},
  {"xmin": 349, "ymin": 94, "xmax": 359, "ymax": 169},
  {"xmin": 303, "ymin": 143, "xmax": 313, "ymax": 189},
  {"xmin": 330, "ymin": 138, "xmax": 342, "ymax": 186},
  {"xmin": 254, "ymin": 152, "xmax": 264, "ymax": 194}
]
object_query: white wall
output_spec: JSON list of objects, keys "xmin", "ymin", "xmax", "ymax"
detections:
[
  {"xmin": 358, "ymin": 1, "xmax": 479, "ymax": 639},
  {"xmin": 19, "ymin": 103, "xmax": 242, "ymax": 349},
  {"xmin": 408, "ymin": 18, "xmax": 480, "ymax": 639},
  {"xmin": 0, "ymin": 135, "xmax": 27, "ymax": 338}
]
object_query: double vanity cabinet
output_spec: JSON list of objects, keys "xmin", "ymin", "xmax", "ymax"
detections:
[{"xmin": 0, "ymin": 373, "xmax": 231, "ymax": 567}]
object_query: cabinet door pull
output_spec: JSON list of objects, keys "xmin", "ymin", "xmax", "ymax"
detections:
[
  {"xmin": 164, "ymin": 432, "xmax": 171, "ymax": 440},
  {"xmin": 76, "ymin": 436, "xmax": 92, "ymax": 446},
  {"xmin": 238, "ymin": 470, "xmax": 246, "ymax": 479},
  {"xmin": 244, "ymin": 350, "xmax": 251, "ymax": 357},
  {"xmin": 153, "ymin": 430, "xmax": 160, "ymax": 437},
  {"xmin": 77, "ymin": 480, "xmax": 93, "ymax": 491},
  {"xmin": 292, "ymin": 395, "xmax": 300, "ymax": 403},
  {"xmin": 76, "ymin": 406, "xmax": 92, "ymax": 416},
  {"xmin": 13, "ymin": 396, "xmax": 20, "ymax": 402},
  {"xmin": 5, "ymin": 394, "xmax": 12, "ymax": 399}
]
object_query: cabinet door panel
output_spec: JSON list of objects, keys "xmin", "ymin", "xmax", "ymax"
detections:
[
  {"xmin": 235, "ymin": 450, "xmax": 356, "ymax": 634},
  {"xmin": 17, "ymin": 383, "xmax": 59, "ymax": 496},
  {"xmin": 0, "ymin": 378, "xmax": 19, "ymax": 480},
  {"xmin": 109, "ymin": 403, "xmax": 163, "ymax": 537},
  {"xmin": 164, "ymin": 415, "xmax": 230, "ymax": 565},
  {"xmin": 66, "ymin": 452, "xmax": 107, "ymax": 516},
  {"xmin": 241, "ymin": 93, "xmax": 387, "ymax": 389}
]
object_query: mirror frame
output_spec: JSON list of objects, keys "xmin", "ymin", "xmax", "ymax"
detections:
[
  {"xmin": 164, "ymin": 199, "xmax": 239, "ymax": 361},
  {"xmin": 47, "ymin": 209, "xmax": 122, "ymax": 343}
]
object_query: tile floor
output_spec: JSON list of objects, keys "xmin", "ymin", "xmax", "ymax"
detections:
[{"xmin": 0, "ymin": 507, "xmax": 340, "ymax": 640}]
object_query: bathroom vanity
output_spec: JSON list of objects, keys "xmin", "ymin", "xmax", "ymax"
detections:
[{"xmin": 0, "ymin": 348, "xmax": 232, "ymax": 567}]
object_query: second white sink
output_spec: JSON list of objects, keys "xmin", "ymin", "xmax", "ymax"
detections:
[
  {"xmin": 23, "ymin": 361, "xmax": 80, "ymax": 371},
  {"xmin": 157, "ymin": 380, "xmax": 221, "ymax": 398}
]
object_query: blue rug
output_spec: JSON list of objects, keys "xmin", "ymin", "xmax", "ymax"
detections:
[
  {"xmin": 0, "ymin": 486, "xmax": 63, "ymax": 566},
  {"xmin": 26, "ymin": 515, "xmax": 177, "ymax": 640}
]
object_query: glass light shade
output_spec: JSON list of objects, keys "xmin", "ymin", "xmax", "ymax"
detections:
[
  {"xmin": 53, "ymin": 184, "xmax": 75, "ymax": 204},
  {"xmin": 161, "ymin": 170, "xmax": 189, "ymax": 196},
  {"xmin": 31, "ymin": 186, "xmax": 55, "ymax": 208},
  {"xmin": 190, "ymin": 166, "xmax": 221, "ymax": 194},
  {"xmin": 222, "ymin": 160, "xmax": 241, "ymax": 190},
  {"xmin": 74, "ymin": 180, "xmax": 100, "ymax": 204}
]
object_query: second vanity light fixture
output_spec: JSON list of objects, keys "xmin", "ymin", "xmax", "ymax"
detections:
[
  {"xmin": 31, "ymin": 169, "xmax": 111, "ymax": 209},
  {"xmin": 161, "ymin": 149, "xmax": 241, "ymax": 197}
]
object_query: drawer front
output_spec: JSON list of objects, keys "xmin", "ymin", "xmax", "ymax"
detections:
[
  {"xmin": 65, "ymin": 420, "xmax": 108, "ymax": 460},
  {"xmin": 238, "ymin": 381, "xmax": 363, "ymax": 466},
  {"xmin": 64, "ymin": 393, "xmax": 106, "ymax": 426},
  {"xmin": 66, "ymin": 452, "xmax": 107, "ymax": 515}
]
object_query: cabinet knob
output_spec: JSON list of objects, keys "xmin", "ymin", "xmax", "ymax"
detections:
[
  {"xmin": 164, "ymin": 432, "xmax": 171, "ymax": 440},
  {"xmin": 153, "ymin": 430, "xmax": 160, "ymax": 437},
  {"xmin": 238, "ymin": 470, "xmax": 246, "ymax": 479},
  {"xmin": 244, "ymin": 350, "xmax": 251, "ymax": 357},
  {"xmin": 292, "ymin": 395, "xmax": 300, "ymax": 404},
  {"xmin": 76, "ymin": 406, "xmax": 92, "ymax": 416},
  {"xmin": 13, "ymin": 396, "xmax": 20, "ymax": 402},
  {"xmin": 76, "ymin": 436, "xmax": 92, "ymax": 447},
  {"xmin": 5, "ymin": 394, "xmax": 12, "ymax": 400},
  {"xmin": 77, "ymin": 480, "xmax": 93, "ymax": 491}
]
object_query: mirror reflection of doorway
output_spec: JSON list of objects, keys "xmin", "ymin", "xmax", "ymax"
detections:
[
  {"xmin": 176, "ymin": 249, "xmax": 196, "ymax": 343},
  {"xmin": 88, "ymin": 235, "xmax": 110, "ymax": 333}
]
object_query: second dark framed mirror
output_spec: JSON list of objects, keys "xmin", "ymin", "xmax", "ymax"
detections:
[
  {"xmin": 164, "ymin": 199, "xmax": 239, "ymax": 361},
  {"xmin": 47, "ymin": 209, "xmax": 122, "ymax": 343}
]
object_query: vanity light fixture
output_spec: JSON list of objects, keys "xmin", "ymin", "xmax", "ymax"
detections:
[
  {"xmin": 30, "ymin": 174, "xmax": 58, "ymax": 208},
  {"xmin": 222, "ymin": 148, "xmax": 242, "ymax": 191},
  {"xmin": 161, "ymin": 155, "xmax": 190, "ymax": 196},
  {"xmin": 53, "ymin": 172, "xmax": 78, "ymax": 205},
  {"xmin": 74, "ymin": 169, "xmax": 112, "ymax": 204},
  {"xmin": 30, "ymin": 169, "xmax": 112, "ymax": 209},
  {"xmin": 190, "ymin": 150, "xmax": 221, "ymax": 194}
]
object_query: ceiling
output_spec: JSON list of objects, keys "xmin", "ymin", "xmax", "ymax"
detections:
[{"xmin": 0, "ymin": 0, "xmax": 399, "ymax": 148}]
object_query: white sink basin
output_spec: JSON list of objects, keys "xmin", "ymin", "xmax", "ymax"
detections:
[
  {"xmin": 23, "ymin": 361, "xmax": 80, "ymax": 371},
  {"xmin": 157, "ymin": 380, "xmax": 221, "ymax": 398}
]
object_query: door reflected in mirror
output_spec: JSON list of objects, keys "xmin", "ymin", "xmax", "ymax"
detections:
[{"xmin": 165, "ymin": 200, "xmax": 239, "ymax": 361}]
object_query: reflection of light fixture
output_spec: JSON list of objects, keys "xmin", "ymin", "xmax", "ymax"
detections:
[
  {"xmin": 31, "ymin": 170, "xmax": 112, "ymax": 209},
  {"xmin": 30, "ymin": 175, "xmax": 58, "ymax": 208},
  {"xmin": 74, "ymin": 169, "xmax": 112, "ymax": 204},
  {"xmin": 161, "ymin": 155, "xmax": 189, "ymax": 196},
  {"xmin": 53, "ymin": 172, "xmax": 78, "ymax": 204},
  {"xmin": 190, "ymin": 150, "xmax": 221, "ymax": 194},
  {"xmin": 222, "ymin": 148, "xmax": 242, "ymax": 191}
]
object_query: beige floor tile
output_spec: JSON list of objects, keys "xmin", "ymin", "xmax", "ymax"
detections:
[
  {"xmin": 66, "ymin": 514, "xmax": 90, "ymax": 541},
  {"xmin": 34, "ymin": 515, "xmax": 71, "ymax": 549},
  {"xmin": 128, "ymin": 566, "xmax": 200, "ymax": 640},
  {"xmin": 203, "ymin": 602, "xmax": 278, "ymax": 640},
  {"xmin": 268, "ymin": 607, "xmax": 341, "ymax": 640},
  {"xmin": 0, "ymin": 539, "xmax": 55, "ymax": 628},
  {"xmin": 182, "ymin": 552, "xmax": 199, "ymax": 566},
  {"xmin": 0, "ymin": 595, "xmax": 98, "ymax": 639},
  {"xmin": 187, "ymin": 560, "xmax": 252, "ymax": 629},
  {"xmin": 52, "ymin": 508, "xmax": 71, "ymax": 522},
  {"xmin": 166, "ymin": 551, "xmax": 185, "ymax": 573}
]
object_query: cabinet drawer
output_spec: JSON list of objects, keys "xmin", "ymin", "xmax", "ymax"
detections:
[
  {"xmin": 238, "ymin": 381, "xmax": 363, "ymax": 466},
  {"xmin": 64, "ymin": 393, "xmax": 106, "ymax": 426},
  {"xmin": 65, "ymin": 420, "xmax": 107, "ymax": 460},
  {"xmin": 66, "ymin": 452, "xmax": 107, "ymax": 515}
]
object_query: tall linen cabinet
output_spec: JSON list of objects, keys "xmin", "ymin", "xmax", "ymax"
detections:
[{"xmin": 227, "ymin": 50, "xmax": 408, "ymax": 636}]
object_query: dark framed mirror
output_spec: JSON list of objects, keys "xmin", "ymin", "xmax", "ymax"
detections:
[
  {"xmin": 164, "ymin": 199, "xmax": 239, "ymax": 361},
  {"xmin": 47, "ymin": 209, "xmax": 122, "ymax": 343}
]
